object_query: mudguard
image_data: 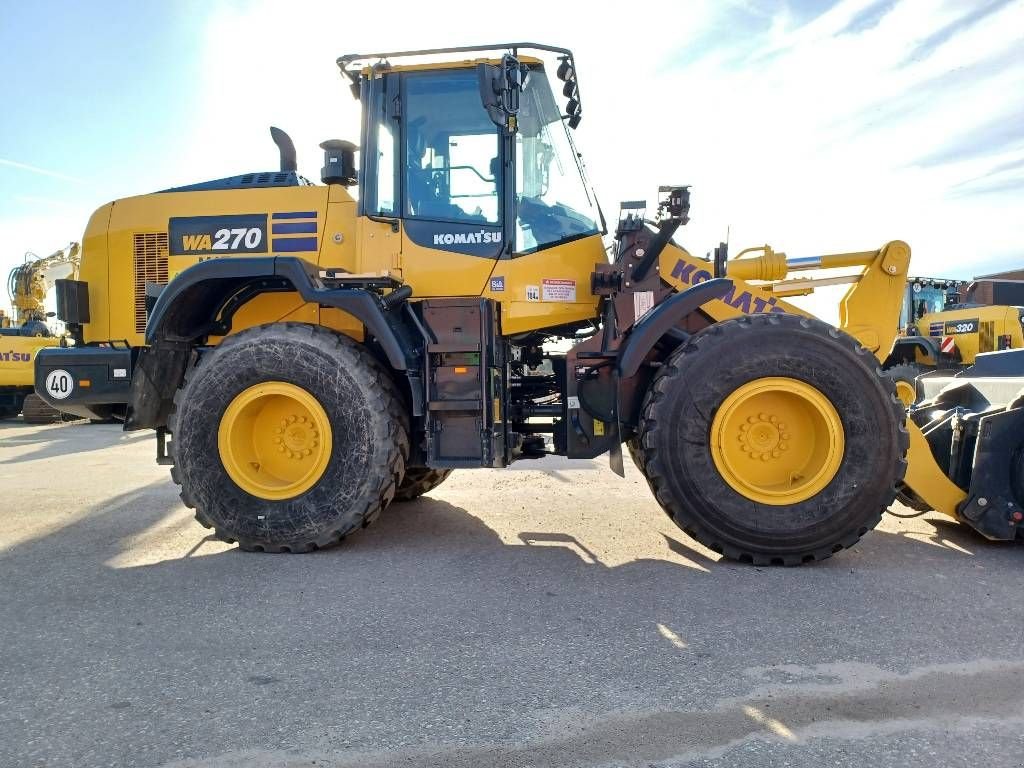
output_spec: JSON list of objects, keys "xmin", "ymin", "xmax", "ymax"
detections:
[
  {"xmin": 887, "ymin": 335, "xmax": 941, "ymax": 366},
  {"xmin": 144, "ymin": 256, "xmax": 411, "ymax": 370},
  {"xmin": 617, "ymin": 278, "xmax": 733, "ymax": 378}
]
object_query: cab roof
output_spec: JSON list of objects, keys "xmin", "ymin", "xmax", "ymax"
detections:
[{"xmin": 338, "ymin": 42, "xmax": 571, "ymax": 82}]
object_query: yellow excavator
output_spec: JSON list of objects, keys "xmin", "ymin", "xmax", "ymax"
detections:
[
  {"xmin": 33, "ymin": 43, "xmax": 1021, "ymax": 561},
  {"xmin": 1, "ymin": 243, "xmax": 80, "ymax": 422}
]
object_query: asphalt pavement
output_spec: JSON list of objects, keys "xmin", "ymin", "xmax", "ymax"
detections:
[{"xmin": 1, "ymin": 419, "xmax": 1022, "ymax": 767}]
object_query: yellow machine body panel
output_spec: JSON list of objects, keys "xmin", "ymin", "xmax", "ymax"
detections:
[
  {"xmin": 659, "ymin": 242, "xmax": 806, "ymax": 321},
  {"xmin": 659, "ymin": 239, "xmax": 911, "ymax": 363},
  {"xmin": 0, "ymin": 336, "xmax": 60, "ymax": 388},
  {"xmin": 93, "ymin": 186, "xmax": 332, "ymax": 346},
  {"xmin": 79, "ymin": 182, "xmax": 607, "ymax": 343},
  {"xmin": 915, "ymin": 305, "xmax": 1024, "ymax": 364}
]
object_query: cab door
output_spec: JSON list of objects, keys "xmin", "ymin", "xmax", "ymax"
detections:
[{"xmin": 366, "ymin": 68, "xmax": 507, "ymax": 297}]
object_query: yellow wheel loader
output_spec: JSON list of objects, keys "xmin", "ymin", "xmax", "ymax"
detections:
[
  {"xmin": 884, "ymin": 276, "xmax": 1024, "ymax": 405},
  {"xmin": 1, "ymin": 243, "xmax": 80, "ymax": 423},
  {"xmin": 34, "ymin": 43, "xmax": 1023, "ymax": 560}
]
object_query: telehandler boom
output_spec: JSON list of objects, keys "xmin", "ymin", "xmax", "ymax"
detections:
[{"xmin": 34, "ymin": 43, "xmax": 1022, "ymax": 560}]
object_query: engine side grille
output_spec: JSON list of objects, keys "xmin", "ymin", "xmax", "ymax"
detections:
[
  {"xmin": 979, "ymin": 320, "xmax": 995, "ymax": 353},
  {"xmin": 133, "ymin": 233, "xmax": 169, "ymax": 333}
]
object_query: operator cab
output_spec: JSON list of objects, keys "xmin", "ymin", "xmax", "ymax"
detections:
[{"xmin": 340, "ymin": 44, "xmax": 602, "ymax": 259}]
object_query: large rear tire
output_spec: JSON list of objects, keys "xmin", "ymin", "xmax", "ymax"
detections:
[
  {"xmin": 393, "ymin": 467, "xmax": 453, "ymax": 502},
  {"xmin": 21, "ymin": 393, "xmax": 61, "ymax": 424},
  {"xmin": 636, "ymin": 313, "xmax": 908, "ymax": 565},
  {"xmin": 169, "ymin": 323, "xmax": 409, "ymax": 552}
]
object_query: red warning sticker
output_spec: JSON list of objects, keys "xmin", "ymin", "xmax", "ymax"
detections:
[{"xmin": 541, "ymin": 278, "xmax": 576, "ymax": 302}]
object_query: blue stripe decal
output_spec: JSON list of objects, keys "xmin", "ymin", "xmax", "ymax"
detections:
[
  {"xmin": 273, "ymin": 237, "xmax": 318, "ymax": 252},
  {"xmin": 272, "ymin": 211, "xmax": 317, "ymax": 220},
  {"xmin": 272, "ymin": 221, "xmax": 317, "ymax": 234}
]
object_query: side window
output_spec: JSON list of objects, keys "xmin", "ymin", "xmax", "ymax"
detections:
[
  {"xmin": 375, "ymin": 123, "xmax": 396, "ymax": 215},
  {"xmin": 404, "ymin": 72, "xmax": 500, "ymax": 224},
  {"xmin": 365, "ymin": 74, "xmax": 398, "ymax": 216}
]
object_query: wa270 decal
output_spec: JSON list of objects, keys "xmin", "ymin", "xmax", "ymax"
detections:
[{"xmin": 169, "ymin": 214, "xmax": 268, "ymax": 256}]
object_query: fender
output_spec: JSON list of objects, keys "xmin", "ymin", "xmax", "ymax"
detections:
[
  {"xmin": 145, "ymin": 256, "xmax": 411, "ymax": 370},
  {"xmin": 887, "ymin": 335, "xmax": 940, "ymax": 366},
  {"xmin": 617, "ymin": 278, "xmax": 733, "ymax": 378}
]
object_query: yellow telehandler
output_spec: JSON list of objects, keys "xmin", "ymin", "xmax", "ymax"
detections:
[{"xmin": 34, "ymin": 43, "xmax": 1021, "ymax": 561}]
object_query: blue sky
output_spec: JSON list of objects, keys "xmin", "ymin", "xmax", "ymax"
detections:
[{"xmin": 1, "ymin": 0, "xmax": 1022, "ymax": 317}]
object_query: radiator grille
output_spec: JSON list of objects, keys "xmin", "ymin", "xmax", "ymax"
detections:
[
  {"xmin": 133, "ymin": 232, "xmax": 169, "ymax": 333},
  {"xmin": 979, "ymin": 320, "xmax": 995, "ymax": 353}
]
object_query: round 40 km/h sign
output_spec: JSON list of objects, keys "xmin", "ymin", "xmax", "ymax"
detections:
[{"xmin": 44, "ymin": 369, "xmax": 74, "ymax": 400}]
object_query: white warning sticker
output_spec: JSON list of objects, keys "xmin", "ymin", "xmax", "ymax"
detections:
[
  {"xmin": 633, "ymin": 290, "xmax": 655, "ymax": 322},
  {"xmin": 542, "ymin": 278, "xmax": 576, "ymax": 302},
  {"xmin": 525, "ymin": 285, "xmax": 540, "ymax": 302}
]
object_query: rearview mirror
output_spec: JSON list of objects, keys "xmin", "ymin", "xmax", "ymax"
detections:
[{"xmin": 477, "ymin": 55, "xmax": 529, "ymax": 133}]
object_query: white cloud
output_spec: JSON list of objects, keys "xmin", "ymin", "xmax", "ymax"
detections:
[{"xmin": 0, "ymin": 157, "xmax": 91, "ymax": 185}]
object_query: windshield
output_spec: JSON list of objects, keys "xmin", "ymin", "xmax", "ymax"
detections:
[
  {"xmin": 901, "ymin": 284, "xmax": 949, "ymax": 328},
  {"xmin": 515, "ymin": 69, "xmax": 600, "ymax": 254}
]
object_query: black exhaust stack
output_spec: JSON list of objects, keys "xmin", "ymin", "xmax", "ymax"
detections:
[{"xmin": 270, "ymin": 126, "xmax": 298, "ymax": 172}]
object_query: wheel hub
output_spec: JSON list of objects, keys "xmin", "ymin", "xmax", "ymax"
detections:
[
  {"xmin": 711, "ymin": 377, "xmax": 845, "ymax": 505},
  {"xmin": 276, "ymin": 416, "xmax": 321, "ymax": 459},
  {"xmin": 217, "ymin": 382, "xmax": 333, "ymax": 500},
  {"xmin": 738, "ymin": 414, "xmax": 792, "ymax": 460}
]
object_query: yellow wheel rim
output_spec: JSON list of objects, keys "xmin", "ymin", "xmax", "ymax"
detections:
[
  {"xmin": 217, "ymin": 381, "xmax": 333, "ymax": 501},
  {"xmin": 894, "ymin": 379, "xmax": 916, "ymax": 408},
  {"xmin": 711, "ymin": 377, "xmax": 844, "ymax": 506}
]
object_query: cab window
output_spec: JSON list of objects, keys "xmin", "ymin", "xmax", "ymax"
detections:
[{"xmin": 404, "ymin": 71, "xmax": 500, "ymax": 224}]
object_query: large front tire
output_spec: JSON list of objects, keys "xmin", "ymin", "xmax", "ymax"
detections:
[
  {"xmin": 636, "ymin": 314, "xmax": 908, "ymax": 565},
  {"xmin": 170, "ymin": 323, "xmax": 409, "ymax": 552}
]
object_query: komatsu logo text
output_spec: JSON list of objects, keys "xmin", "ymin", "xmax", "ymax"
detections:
[
  {"xmin": 0, "ymin": 351, "xmax": 31, "ymax": 363},
  {"xmin": 433, "ymin": 231, "xmax": 502, "ymax": 246},
  {"xmin": 671, "ymin": 259, "xmax": 785, "ymax": 314}
]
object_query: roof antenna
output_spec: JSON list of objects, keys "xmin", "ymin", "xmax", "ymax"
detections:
[{"xmin": 270, "ymin": 126, "xmax": 298, "ymax": 172}]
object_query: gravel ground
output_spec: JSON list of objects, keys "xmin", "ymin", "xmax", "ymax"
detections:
[{"xmin": 1, "ymin": 419, "xmax": 1022, "ymax": 767}]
